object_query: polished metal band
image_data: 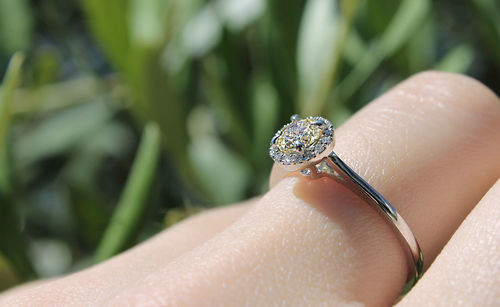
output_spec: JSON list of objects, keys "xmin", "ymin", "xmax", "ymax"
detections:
[
  {"xmin": 323, "ymin": 151, "xmax": 424, "ymax": 294},
  {"xmin": 314, "ymin": 151, "xmax": 424, "ymax": 293}
]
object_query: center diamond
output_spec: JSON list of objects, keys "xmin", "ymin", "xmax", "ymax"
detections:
[
  {"xmin": 276, "ymin": 118, "xmax": 323, "ymax": 155},
  {"xmin": 269, "ymin": 115, "xmax": 334, "ymax": 166}
]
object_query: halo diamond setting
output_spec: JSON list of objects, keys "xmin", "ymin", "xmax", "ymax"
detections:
[{"xmin": 269, "ymin": 115, "xmax": 334, "ymax": 166}]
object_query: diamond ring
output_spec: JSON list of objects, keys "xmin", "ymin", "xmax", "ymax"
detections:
[{"xmin": 269, "ymin": 114, "xmax": 423, "ymax": 293}]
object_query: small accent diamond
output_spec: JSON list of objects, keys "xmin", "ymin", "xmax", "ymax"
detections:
[{"xmin": 300, "ymin": 168, "xmax": 312, "ymax": 176}]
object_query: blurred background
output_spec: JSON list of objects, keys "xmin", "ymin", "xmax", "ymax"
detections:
[{"xmin": 0, "ymin": 0, "xmax": 499, "ymax": 290}]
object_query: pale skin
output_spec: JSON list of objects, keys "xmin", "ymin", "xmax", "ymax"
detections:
[{"xmin": 1, "ymin": 71, "xmax": 500, "ymax": 306}]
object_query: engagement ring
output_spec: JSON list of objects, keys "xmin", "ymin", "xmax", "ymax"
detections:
[{"xmin": 269, "ymin": 114, "xmax": 423, "ymax": 293}]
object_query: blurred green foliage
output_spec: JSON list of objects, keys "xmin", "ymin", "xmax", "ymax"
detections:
[{"xmin": 0, "ymin": 0, "xmax": 499, "ymax": 290}]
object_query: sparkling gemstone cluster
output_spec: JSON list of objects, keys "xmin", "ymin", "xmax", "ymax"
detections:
[{"xmin": 269, "ymin": 116, "xmax": 334, "ymax": 165}]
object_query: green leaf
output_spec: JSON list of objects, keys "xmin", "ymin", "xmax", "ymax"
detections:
[
  {"xmin": 201, "ymin": 56, "xmax": 251, "ymax": 156},
  {"xmin": 434, "ymin": 45, "xmax": 475, "ymax": 73},
  {"xmin": 129, "ymin": 0, "xmax": 170, "ymax": 49},
  {"xmin": 82, "ymin": 0, "xmax": 131, "ymax": 72},
  {"xmin": 407, "ymin": 18, "xmax": 436, "ymax": 73},
  {"xmin": 95, "ymin": 122, "xmax": 161, "ymax": 262},
  {"xmin": 13, "ymin": 76, "xmax": 110, "ymax": 115},
  {"xmin": 263, "ymin": 0, "xmax": 306, "ymax": 120},
  {"xmin": 158, "ymin": 0, "xmax": 205, "ymax": 72},
  {"xmin": 27, "ymin": 239, "xmax": 72, "ymax": 278},
  {"xmin": 0, "ymin": 53, "xmax": 24, "ymax": 192},
  {"xmin": 65, "ymin": 121, "xmax": 135, "ymax": 247},
  {"xmin": 0, "ymin": 251, "xmax": 18, "ymax": 291},
  {"xmin": 252, "ymin": 76, "xmax": 278, "ymax": 167},
  {"xmin": 0, "ymin": 53, "xmax": 34, "ymax": 282},
  {"xmin": 14, "ymin": 101, "xmax": 115, "ymax": 169},
  {"xmin": 336, "ymin": 0, "xmax": 431, "ymax": 101},
  {"xmin": 0, "ymin": 0, "xmax": 32, "ymax": 53},
  {"xmin": 297, "ymin": 0, "xmax": 338, "ymax": 114},
  {"xmin": 376, "ymin": 0, "xmax": 431, "ymax": 57},
  {"xmin": 188, "ymin": 136, "xmax": 249, "ymax": 204},
  {"xmin": 180, "ymin": 4, "xmax": 222, "ymax": 58},
  {"xmin": 83, "ymin": 0, "xmax": 195, "ymax": 191},
  {"xmin": 297, "ymin": 0, "xmax": 361, "ymax": 115},
  {"xmin": 65, "ymin": 120, "xmax": 135, "ymax": 187},
  {"xmin": 471, "ymin": 0, "xmax": 500, "ymax": 68},
  {"xmin": 187, "ymin": 106, "xmax": 249, "ymax": 204},
  {"xmin": 215, "ymin": 0, "xmax": 266, "ymax": 31},
  {"xmin": 343, "ymin": 30, "xmax": 367, "ymax": 66}
]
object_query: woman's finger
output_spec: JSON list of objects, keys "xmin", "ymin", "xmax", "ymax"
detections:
[
  {"xmin": 107, "ymin": 72, "xmax": 500, "ymax": 306},
  {"xmin": 0, "ymin": 200, "xmax": 254, "ymax": 306},
  {"xmin": 398, "ymin": 178, "xmax": 500, "ymax": 306}
]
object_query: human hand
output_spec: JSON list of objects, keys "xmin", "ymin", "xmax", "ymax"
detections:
[{"xmin": 1, "ymin": 71, "xmax": 500, "ymax": 306}]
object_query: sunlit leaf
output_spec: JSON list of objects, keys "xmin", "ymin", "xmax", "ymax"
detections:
[
  {"xmin": 435, "ymin": 45, "xmax": 475, "ymax": 73},
  {"xmin": 28, "ymin": 239, "xmax": 72, "ymax": 278},
  {"xmin": 376, "ymin": 0, "xmax": 431, "ymax": 56},
  {"xmin": 0, "ymin": 0, "xmax": 32, "ymax": 53},
  {"xmin": 95, "ymin": 122, "xmax": 161, "ymax": 262},
  {"xmin": 297, "ymin": 0, "xmax": 338, "ymax": 112},
  {"xmin": 343, "ymin": 30, "xmax": 366, "ymax": 66},
  {"xmin": 0, "ymin": 53, "xmax": 24, "ymax": 192},
  {"xmin": 187, "ymin": 106, "xmax": 249, "ymax": 205},
  {"xmin": 129, "ymin": 0, "xmax": 169, "ymax": 49},
  {"xmin": 336, "ymin": 0, "xmax": 431, "ymax": 101},
  {"xmin": 215, "ymin": 0, "xmax": 266, "ymax": 31},
  {"xmin": 297, "ymin": 0, "xmax": 361, "ymax": 115},
  {"xmin": 160, "ymin": 0, "xmax": 204, "ymax": 73},
  {"xmin": 13, "ymin": 76, "xmax": 112, "ymax": 115},
  {"xmin": 84, "ymin": 0, "xmax": 194, "ymax": 191},
  {"xmin": 189, "ymin": 137, "xmax": 249, "ymax": 204},
  {"xmin": 64, "ymin": 121, "xmax": 135, "ymax": 247},
  {"xmin": 181, "ymin": 4, "xmax": 222, "ymax": 58},
  {"xmin": 14, "ymin": 101, "xmax": 115, "ymax": 169},
  {"xmin": 0, "ymin": 53, "xmax": 34, "ymax": 282},
  {"xmin": 252, "ymin": 75, "xmax": 278, "ymax": 168},
  {"xmin": 82, "ymin": 0, "xmax": 130, "ymax": 71}
]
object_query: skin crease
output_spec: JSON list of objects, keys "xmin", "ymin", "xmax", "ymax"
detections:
[{"xmin": 0, "ymin": 71, "xmax": 499, "ymax": 306}]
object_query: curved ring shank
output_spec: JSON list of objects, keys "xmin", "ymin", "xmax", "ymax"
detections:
[{"xmin": 325, "ymin": 151, "xmax": 423, "ymax": 293}]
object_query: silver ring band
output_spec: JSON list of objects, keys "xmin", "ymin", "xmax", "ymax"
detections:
[{"xmin": 322, "ymin": 151, "xmax": 422, "ymax": 293}]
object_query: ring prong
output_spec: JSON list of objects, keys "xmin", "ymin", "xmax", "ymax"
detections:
[
  {"xmin": 290, "ymin": 114, "xmax": 301, "ymax": 122},
  {"xmin": 271, "ymin": 134, "xmax": 279, "ymax": 144}
]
